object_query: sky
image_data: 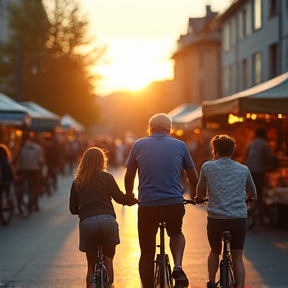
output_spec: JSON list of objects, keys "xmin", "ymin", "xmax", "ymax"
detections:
[{"xmin": 80, "ymin": 0, "xmax": 232, "ymax": 96}]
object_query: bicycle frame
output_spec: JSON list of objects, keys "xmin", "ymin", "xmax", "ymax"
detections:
[
  {"xmin": 93, "ymin": 245, "xmax": 109, "ymax": 288},
  {"xmin": 218, "ymin": 231, "xmax": 235, "ymax": 288},
  {"xmin": 154, "ymin": 222, "xmax": 173, "ymax": 288}
]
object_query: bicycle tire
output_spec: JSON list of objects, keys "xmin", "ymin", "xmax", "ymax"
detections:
[
  {"xmin": 0, "ymin": 187, "xmax": 14, "ymax": 225},
  {"xmin": 154, "ymin": 254, "xmax": 172, "ymax": 288},
  {"xmin": 95, "ymin": 262, "xmax": 110, "ymax": 288},
  {"xmin": 219, "ymin": 260, "xmax": 234, "ymax": 288}
]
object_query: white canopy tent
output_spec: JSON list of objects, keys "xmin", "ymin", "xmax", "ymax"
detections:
[
  {"xmin": 61, "ymin": 114, "xmax": 85, "ymax": 132},
  {"xmin": 168, "ymin": 103, "xmax": 202, "ymax": 130}
]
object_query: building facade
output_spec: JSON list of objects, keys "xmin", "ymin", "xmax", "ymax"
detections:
[
  {"xmin": 210, "ymin": 0, "xmax": 288, "ymax": 97},
  {"xmin": 0, "ymin": 0, "xmax": 9, "ymax": 44},
  {"xmin": 171, "ymin": 6, "xmax": 221, "ymax": 106}
]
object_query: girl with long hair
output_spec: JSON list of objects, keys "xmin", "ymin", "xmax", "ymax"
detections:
[{"xmin": 69, "ymin": 147, "xmax": 136, "ymax": 288}]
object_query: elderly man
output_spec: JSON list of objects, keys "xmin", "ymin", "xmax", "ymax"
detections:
[{"xmin": 125, "ymin": 113, "xmax": 198, "ymax": 288}]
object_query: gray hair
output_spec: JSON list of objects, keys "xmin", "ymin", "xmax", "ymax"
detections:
[{"xmin": 148, "ymin": 113, "xmax": 172, "ymax": 134}]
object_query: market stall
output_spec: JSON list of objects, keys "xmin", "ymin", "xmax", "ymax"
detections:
[
  {"xmin": 0, "ymin": 92, "xmax": 30, "ymax": 146},
  {"xmin": 168, "ymin": 103, "xmax": 222, "ymax": 172},
  {"xmin": 19, "ymin": 101, "xmax": 61, "ymax": 133},
  {"xmin": 61, "ymin": 114, "xmax": 85, "ymax": 133},
  {"xmin": 201, "ymin": 72, "xmax": 288, "ymax": 228}
]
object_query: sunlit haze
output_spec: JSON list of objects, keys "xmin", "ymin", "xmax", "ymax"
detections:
[{"xmin": 81, "ymin": 0, "xmax": 232, "ymax": 96}]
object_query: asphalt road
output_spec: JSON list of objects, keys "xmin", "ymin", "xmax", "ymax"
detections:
[{"xmin": 0, "ymin": 167, "xmax": 288, "ymax": 288}]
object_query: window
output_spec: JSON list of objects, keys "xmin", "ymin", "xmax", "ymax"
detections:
[
  {"xmin": 253, "ymin": 52, "xmax": 262, "ymax": 84},
  {"xmin": 229, "ymin": 19, "xmax": 236, "ymax": 47},
  {"xmin": 269, "ymin": 43, "xmax": 278, "ymax": 78},
  {"xmin": 224, "ymin": 66, "xmax": 232, "ymax": 94},
  {"xmin": 242, "ymin": 59, "xmax": 248, "ymax": 89},
  {"xmin": 269, "ymin": 0, "xmax": 278, "ymax": 16},
  {"xmin": 254, "ymin": 0, "xmax": 262, "ymax": 30},
  {"xmin": 286, "ymin": 0, "xmax": 288, "ymax": 20},
  {"xmin": 223, "ymin": 19, "xmax": 236, "ymax": 51},
  {"xmin": 223, "ymin": 23, "xmax": 230, "ymax": 51},
  {"xmin": 239, "ymin": 9, "xmax": 249, "ymax": 38}
]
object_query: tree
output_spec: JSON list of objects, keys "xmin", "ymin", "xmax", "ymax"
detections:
[
  {"xmin": 0, "ymin": 0, "xmax": 104, "ymax": 127},
  {"xmin": 0, "ymin": 0, "xmax": 50, "ymax": 99}
]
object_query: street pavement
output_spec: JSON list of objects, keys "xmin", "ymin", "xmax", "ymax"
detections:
[{"xmin": 0, "ymin": 166, "xmax": 288, "ymax": 288}]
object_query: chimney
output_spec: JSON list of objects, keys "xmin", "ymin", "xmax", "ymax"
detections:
[{"xmin": 206, "ymin": 5, "xmax": 212, "ymax": 15}]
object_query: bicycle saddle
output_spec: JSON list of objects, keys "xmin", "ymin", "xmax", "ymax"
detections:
[{"xmin": 222, "ymin": 231, "xmax": 232, "ymax": 241}]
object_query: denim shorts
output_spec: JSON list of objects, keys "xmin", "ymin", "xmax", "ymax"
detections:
[
  {"xmin": 79, "ymin": 214, "xmax": 120, "ymax": 253},
  {"xmin": 207, "ymin": 217, "xmax": 247, "ymax": 254}
]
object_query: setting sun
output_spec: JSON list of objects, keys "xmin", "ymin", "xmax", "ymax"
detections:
[
  {"xmin": 94, "ymin": 38, "xmax": 174, "ymax": 94},
  {"xmin": 82, "ymin": 0, "xmax": 232, "ymax": 96}
]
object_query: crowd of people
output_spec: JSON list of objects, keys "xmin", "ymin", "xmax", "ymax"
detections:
[
  {"xmin": 0, "ymin": 130, "xmax": 136, "ymax": 219},
  {"xmin": 0, "ymin": 134, "xmax": 84, "ymax": 216}
]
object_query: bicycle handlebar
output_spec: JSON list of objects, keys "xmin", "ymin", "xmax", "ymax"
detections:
[
  {"xmin": 183, "ymin": 198, "xmax": 208, "ymax": 205},
  {"xmin": 246, "ymin": 197, "xmax": 255, "ymax": 203}
]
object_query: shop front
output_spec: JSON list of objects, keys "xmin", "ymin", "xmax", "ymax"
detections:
[
  {"xmin": 0, "ymin": 93, "xmax": 31, "ymax": 148},
  {"xmin": 201, "ymin": 72, "xmax": 288, "ymax": 228}
]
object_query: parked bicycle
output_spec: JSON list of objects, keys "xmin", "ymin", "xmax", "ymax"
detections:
[
  {"xmin": 0, "ymin": 182, "xmax": 14, "ymax": 225},
  {"xmin": 92, "ymin": 244, "xmax": 110, "ymax": 288}
]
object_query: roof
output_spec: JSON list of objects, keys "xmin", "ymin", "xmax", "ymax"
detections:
[
  {"xmin": 168, "ymin": 103, "xmax": 202, "ymax": 130},
  {"xmin": 0, "ymin": 93, "xmax": 28, "ymax": 113},
  {"xmin": 61, "ymin": 114, "xmax": 85, "ymax": 132},
  {"xmin": 202, "ymin": 72, "xmax": 288, "ymax": 117},
  {"xmin": 207, "ymin": 0, "xmax": 250, "ymax": 32},
  {"xmin": 20, "ymin": 101, "xmax": 60, "ymax": 120},
  {"xmin": 19, "ymin": 101, "xmax": 60, "ymax": 132},
  {"xmin": 0, "ymin": 93, "xmax": 30, "ymax": 127},
  {"xmin": 188, "ymin": 6, "xmax": 218, "ymax": 36}
]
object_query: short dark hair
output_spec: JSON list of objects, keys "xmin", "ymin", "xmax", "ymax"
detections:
[
  {"xmin": 255, "ymin": 128, "xmax": 267, "ymax": 139},
  {"xmin": 210, "ymin": 135, "xmax": 235, "ymax": 157}
]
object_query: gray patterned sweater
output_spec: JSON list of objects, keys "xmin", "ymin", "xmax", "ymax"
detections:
[{"xmin": 196, "ymin": 158, "xmax": 257, "ymax": 219}]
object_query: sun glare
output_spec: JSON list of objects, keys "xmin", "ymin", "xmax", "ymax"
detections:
[{"xmin": 93, "ymin": 38, "xmax": 173, "ymax": 96}]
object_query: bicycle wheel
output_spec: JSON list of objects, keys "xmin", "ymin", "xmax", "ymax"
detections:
[
  {"xmin": 219, "ymin": 260, "xmax": 234, "ymax": 288},
  {"xmin": 0, "ymin": 186, "xmax": 14, "ymax": 225},
  {"xmin": 95, "ymin": 262, "xmax": 110, "ymax": 288},
  {"xmin": 154, "ymin": 254, "xmax": 172, "ymax": 288}
]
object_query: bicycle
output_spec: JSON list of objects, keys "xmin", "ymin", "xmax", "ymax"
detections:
[
  {"xmin": 154, "ymin": 199, "xmax": 205, "ymax": 288},
  {"xmin": 154, "ymin": 221, "xmax": 173, "ymax": 288},
  {"xmin": 92, "ymin": 244, "xmax": 110, "ymax": 288},
  {"xmin": 216, "ymin": 230, "xmax": 235, "ymax": 288},
  {"xmin": 186, "ymin": 198, "xmax": 254, "ymax": 288},
  {"xmin": 0, "ymin": 182, "xmax": 14, "ymax": 225}
]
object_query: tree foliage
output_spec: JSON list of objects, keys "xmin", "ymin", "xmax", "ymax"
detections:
[{"xmin": 0, "ymin": 0, "xmax": 104, "ymax": 127}]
